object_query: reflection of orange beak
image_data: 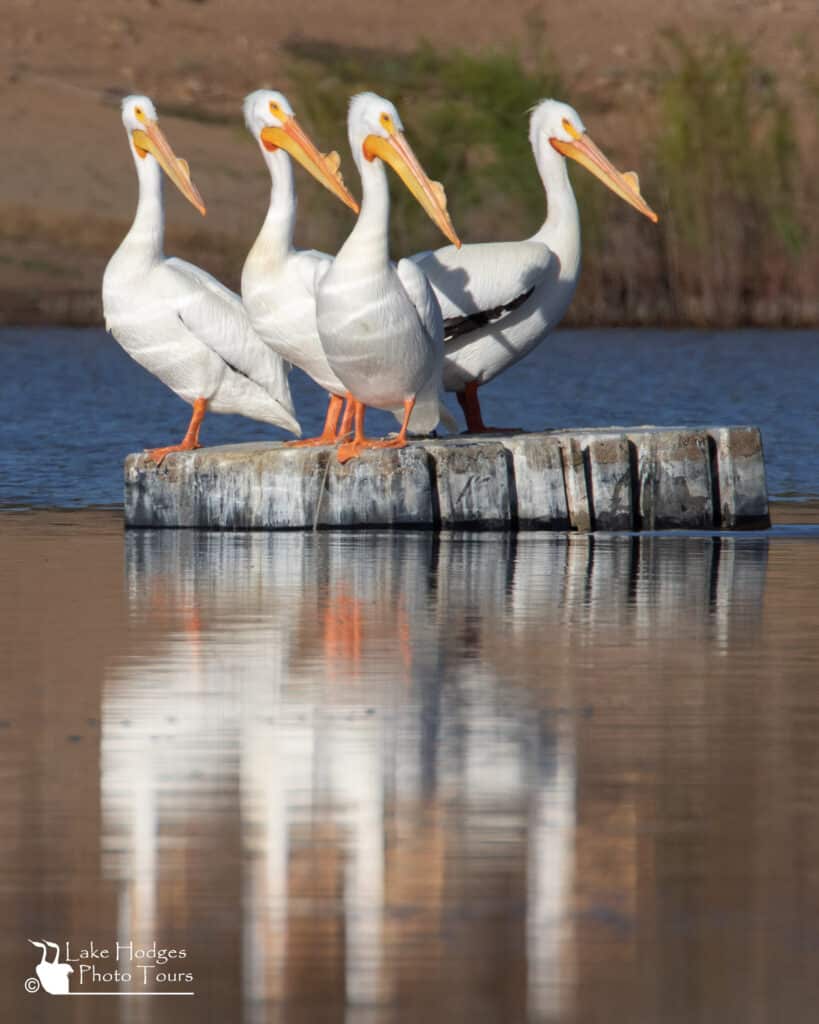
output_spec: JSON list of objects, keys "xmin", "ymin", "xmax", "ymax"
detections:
[
  {"xmin": 261, "ymin": 117, "xmax": 359, "ymax": 213},
  {"xmin": 323, "ymin": 585, "xmax": 363, "ymax": 674},
  {"xmin": 363, "ymin": 130, "xmax": 461, "ymax": 247},
  {"xmin": 551, "ymin": 131, "xmax": 658, "ymax": 223},
  {"xmin": 321, "ymin": 585, "xmax": 414, "ymax": 685},
  {"xmin": 397, "ymin": 600, "xmax": 412, "ymax": 676},
  {"xmin": 132, "ymin": 119, "xmax": 206, "ymax": 215},
  {"xmin": 184, "ymin": 607, "xmax": 202, "ymax": 639}
]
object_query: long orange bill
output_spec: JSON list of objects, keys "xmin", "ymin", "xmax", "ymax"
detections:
[
  {"xmin": 551, "ymin": 132, "xmax": 658, "ymax": 223},
  {"xmin": 364, "ymin": 130, "xmax": 461, "ymax": 247},
  {"xmin": 261, "ymin": 118, "xmax": 359, "ymax": 213},
  {"xmin": 132, "ymin": 119, "xmax": 206, "ymax": 215}
]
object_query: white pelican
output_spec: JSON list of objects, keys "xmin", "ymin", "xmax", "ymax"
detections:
[
  {"xmin": 316, "ymin": 93, "xmax": 461, "ymax": 463},
  {"xmin": 241, "ymin": 89, "xmax": 361, "ymax": 447},
  {"xmin": 412, "ymin": 99, "xmax": 658, "ymax": 432},
  {"xmin": 103, "ymin": 95, "xmax": 299, "ymax": 464}
]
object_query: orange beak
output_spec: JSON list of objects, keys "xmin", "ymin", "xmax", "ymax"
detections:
[
  {"xmin": 363, "ymin": 130, "xmax": 461, "ymax": 247},
  {"xmin": 132, "ymin": 119, "xmax": 206, "ymax": 216},
  {"xmin": 551, "ymin": 130, "xmax": 658, "ymax": 223},
  {"xmin": 261, "ymin": 117, "xmax": 359, "ymax": 214}
]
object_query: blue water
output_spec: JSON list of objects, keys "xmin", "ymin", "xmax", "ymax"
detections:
[{"xmin": 1, "ymin": 327, "xmax": 817, "ymax": 506}]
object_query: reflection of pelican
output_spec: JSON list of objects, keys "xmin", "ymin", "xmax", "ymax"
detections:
[
  {"xmin": 109, "ymin": 532, "xmax": 582, "ymax": 1013},
  {"xmin": 101, "ymin": 530, "xmax": 769, "ymax": 1016},
  {"xmin": 103, "ymin": 95, "xmax": 299, "ymax": 463},
  {"xmin": 413, "ymin": 100, "xmax": 657, "ymax": 431},
  {"xmin": 28, "ymin": 940, "xmax": 73, "ymax": 995}
]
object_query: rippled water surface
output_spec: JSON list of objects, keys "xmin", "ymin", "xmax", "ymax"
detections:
[
  {"xmin": 1, "ymin": 327, "xmax": 818, "ymax": 505},
  {"xmin": 3, "ymin": 512, "xmax": 819, "ymax": 1020},
  {"xmin": 3, "ymin": 327, "xmax": 819, "ymax": 1019}
]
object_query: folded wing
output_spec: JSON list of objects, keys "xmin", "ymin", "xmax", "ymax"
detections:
[
  {"xmin": 164, "ymin": 257, "xmax": 294, "ymax": 414},
  {"xmin": 412, "ymin": 240, "xmax": 554, "ymax": 338}
]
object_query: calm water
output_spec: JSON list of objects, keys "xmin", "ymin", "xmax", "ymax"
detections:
[
  {"xmin": 3, "ymin": 329, "xmax": 819, "ymax": 1019},
  {"xmin": 1, "ymin": 327, "xmax": 818, "ymax": 505},
  {"xmin": 3, "ymin": 514, "xmax": 819, "ymax": 1020}
]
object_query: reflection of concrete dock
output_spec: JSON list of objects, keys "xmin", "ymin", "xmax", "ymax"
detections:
[{"xmin": 124, "ymin": 426, "xmax": 769, "ymax": 532}]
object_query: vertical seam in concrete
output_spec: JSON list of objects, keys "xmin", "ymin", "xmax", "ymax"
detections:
[
  {"xmin": 707, "ymin": 432, "xmax": 722, "ymax": 529},
  {"xmin": 642, "ymin": 439, "xmax": 656, "ymax": 532},
  {"xmin": 558, "ymin": 441, "xmax": 574, "ymax": 532},
  {"xmin": 502, "ymin": 447, "xmax": 519, "ymax": 531},
  {"xmin": 627, "ymin": 440, "xmax": 641, "ymax": 531},
  {"xmin": 630, "ymin": 438, "xmax": 642, "ymax": 532},
  {"xmin": 582, "ymin": 446, "xmax": 595, "ymax": 532},
  {"xmin": 425, "ymin": 449, "xmax": 442, "ymax": 530}
]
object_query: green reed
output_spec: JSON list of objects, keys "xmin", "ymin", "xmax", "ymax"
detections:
[
  {"xmin": 652, "ymin": 31, "xmax": 804, "ymax": 323},
  {"xmin": 284, "ymin": 37, "xmax": 565, "ymax": 254},
  {"xmin": 281, "ymin": 30, "xmax": 815, "ymax": 325}
]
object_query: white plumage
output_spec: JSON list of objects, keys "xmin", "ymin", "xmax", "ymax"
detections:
[
  {"xmin": 103, "ymin": 95, "xmax": 299, "ymax": 462},
  {"xmin": 316, "ymin": 93, "xmax": 461, "ymax": 459},
  {"xmin": 412, "ymin": 99, "xmax": 657, "ymax": 430},
  {"xmin": 241, "ymin": 90, "xmax": 359, "ymax": 417}
]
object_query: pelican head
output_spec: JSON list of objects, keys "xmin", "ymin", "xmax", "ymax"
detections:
[
  {"xmin": 244, "ymin": 89, "xmax": 359, "ymax": 213},
  {"xmin": 349, "ymin": 91, "xmax": 461, "ymax": 247},
  {"xmin": 532, "ymin": 98, "xmax": 658, "ymax": 223},
  {"xmin": 121, "ymin": 94, "xmax": 206, "ymax": 216}
]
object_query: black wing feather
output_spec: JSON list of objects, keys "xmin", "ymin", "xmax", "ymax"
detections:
[{"xmin": 443, "ymin": 287, "xmax": 534, "ymax": 343}]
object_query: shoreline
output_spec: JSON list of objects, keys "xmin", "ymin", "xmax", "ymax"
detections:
[{"xmin": 3, "ymin": 292, "xmax": 819, "ymax": 331}]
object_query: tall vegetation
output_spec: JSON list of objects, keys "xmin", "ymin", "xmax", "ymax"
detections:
[
  {"xmin": 12, "ymin": 30, "xmax": 812, "ymax": 327},
  {"xmin": 285, "ymin": 37, "xmax": 565, "ymax": 254},
  {"xmin": 281, "ymin": 30, "xmax": 813, "ymax": 326},
  {"xmin": 653, "ymin": 31, "xmax": 804, "ymax": 324}
]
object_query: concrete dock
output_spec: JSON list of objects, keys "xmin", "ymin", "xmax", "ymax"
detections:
[{"xmin": 123, "ymin": 426, "xmax": 770, "ymax": 532}]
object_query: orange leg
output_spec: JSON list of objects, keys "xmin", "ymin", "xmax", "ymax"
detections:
[
  {"xmin": 456, "ymin": 381, "xmax": 518, "ymax": 434},
  {"xmin": 457, "ymin": 382, "xmax": 486, "ymax": 432},
  {"xmin": 336, "ymin": 397, "xmax": 416, "ymax": 464},
  {"xmin": 379, "ymin": 397, "xmax": 415, "ymax": 449},
  {"xmin": 337, "ymin": 393, "xmax": 355, "ymax": 440},
  {"xmin": 336, "ymin": 400, "xmax": 369, "ymax": 464},
  {"xmin": 287, "ymin": 393, "xmax": 344, "ymax": 448},
  {"xmin": 146, "ymin": 398, "xmax": 207, "ymax": 466}
]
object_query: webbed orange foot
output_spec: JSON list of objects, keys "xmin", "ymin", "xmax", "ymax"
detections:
[
  {"xmin": 287, "ymin": 393, "xmax": 345, "ymax": 448},
  {"xmin": 145, "ymin": 441, "xmax": 202, "ymax": 466},
  {"xmin": 286, "ymin": 432, "xmax": 337, "ymax": 449},
  {"xmin": 145, "ymin": 397, "xmax": 208, "ymax": 466},
  {"xmin": 336, "ymin": 439, "xmax": 378, "ymax": 464}
]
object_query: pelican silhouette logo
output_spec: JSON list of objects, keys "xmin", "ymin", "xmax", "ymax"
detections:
[
  {"xmin": 26, "ymin": 940, "xmax": 73, "ymax": 995},
  {"xmin": 23, "ymin": 937, "xmax": 195, "ymax": 996}
]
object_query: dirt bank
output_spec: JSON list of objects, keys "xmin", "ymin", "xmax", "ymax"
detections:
[{"xmin": 2, "ymin": 0, "xmax": 817, "ymax": 325}]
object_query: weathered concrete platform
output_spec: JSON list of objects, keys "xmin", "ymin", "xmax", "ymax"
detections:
[{"xmin": 123, "ymin": 426, "xmax": 770, "ymax": 532}]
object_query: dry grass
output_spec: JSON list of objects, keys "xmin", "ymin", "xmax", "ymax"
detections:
[{"xmin": 2, "ymin": 0, "xmax": 818, "ymax": 326}]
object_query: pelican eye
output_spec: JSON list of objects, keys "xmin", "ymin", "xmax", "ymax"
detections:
[
  {"xmin": 269, "ymin": 101, "xmax": 286, "ymax": 120},
  {"xmin": 561, "ymin": 118, "xmax": 582, "ymax": 141},
  {"xmin": 379, "ymin": 112, "xmax": 394, "ymax": 132}
]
